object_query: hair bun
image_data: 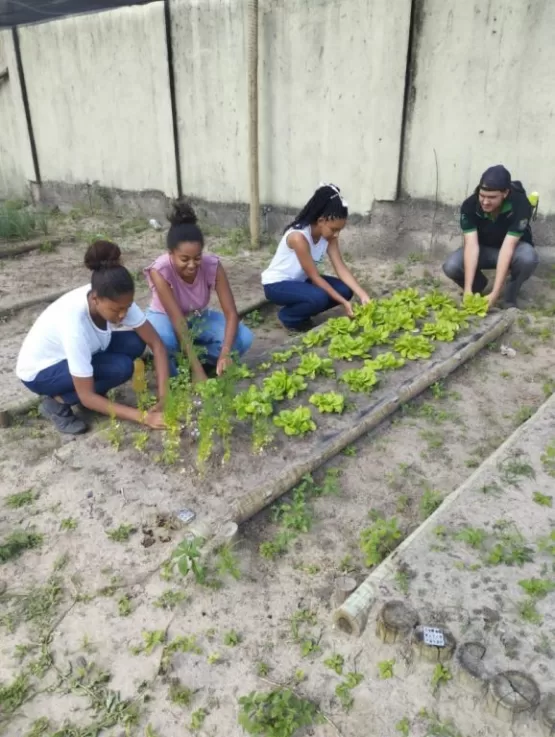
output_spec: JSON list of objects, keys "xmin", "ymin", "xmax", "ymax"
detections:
[
  {"xmin": 168, "ymin": 198, "xmax": 198, "ymax": 227},
  {"xmin": 84, "ymin": 240, "xmax": 122, "ymax": 271}
]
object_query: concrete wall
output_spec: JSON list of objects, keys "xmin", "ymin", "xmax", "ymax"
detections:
[
  {"xmin": 17, "ymin": 2, "xmax": 178, "ymax": 196},
  {"xmin": 0, "ymin": 30, "xmax": 34, "ymax": 199},
  {"xmin": 403, "ymin": 0, "xmax": 555, "ymax": 211},
  {"xmin": 172, "ymin": 0, "xmax": 410, "ymax": 214}
]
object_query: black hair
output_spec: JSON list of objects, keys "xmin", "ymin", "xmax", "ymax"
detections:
[
  {"xmin": 167, "ymin": 199, "xmax": 204, "ymax": 251},
  {"xmin": 84, "ymin": 240, "xmax": 134, "ymax": 299},
  {"xmin": 284, "ymin": 183, "xmax": 348, "ymax": 232}
]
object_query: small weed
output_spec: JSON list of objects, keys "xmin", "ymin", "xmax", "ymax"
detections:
[
  {"xmin": 543, "ymin": 380, "xmax": 555, "ymax": 398},
  {"xmin": 517, "ymin": 599, "xmax": 542, "ymax": 624},
  {"xmin": 207, "ymin": 652, "xmax": 221, "ymax": 665},
  {"xmin": 300, "ymin": 638, "xmax": 321, "ymax": 658},
  {"xmin": 541, "ymin": 441, "xmax": 555, "ymax": 477},
  {"xmin": 323, "ymin": 654, "xmax": 344, "ymax": 675},
  {"xmin": 117, "ymin": 595, "xmax": 132, "ymax": 617},
  {"xmin": 256, "ymin": 661, "xmax": 270, "ymax": 677},
  {"xmin": 106, "ymin": 524, "xmax": 136, "ymax": 543},
  {"xmin": 0, "ymin": 672, "xmax": 30, "ymax": 714},
  {"xmin": 419, "ymin": 429, "xmax": 444, "ymax": 451},
  {"xmin": 53, "ymin": 553, "xmax": 69, "ymax": 571},
  {"xmin": 394, "ymin": 569, "xmax": 410, "ymax": 594},
  {"xmin": 238, "ymin": 688, "xmax": 319, "ymax": 737},
  {"xmin": 518, "ymin": 578, "xmax": 555, "ymax": 598},
  {"xmin": 168, "ymin": 679, "xmax": 194, "ymax": 707},
  {"xmin": 377, "ymin": 659, "xmax": 395, "ymax": 679},
  {"xmin": 335, "ymin": 672, "xmax": 364, "ymax": 711},
  {"xmin": 154, "ymin": 589, "xmax": 186, "ymax": 610},
  {"xmin": 24, "ymin": 717, "xmax": 50, "ymax": 737},
  {"xmin": 513, "ymin": 405, "xmax": 535, "ymax": 425},
  {"xmin": 359, "ymin": 517, "xmax": 403, "ymax": 567},
  {"xmin": 431, "ymin": 663, "xmax": 452, "ymax": 692},
  {"xmin": 170, "ymin": 537, "xmax": 207, "ymax": 584},
  {"xmin": 498, "ymin": 455, "xmax": 535, "ymax": 486},
  {"xmin": 396, "ymin": 717, "xmax": 410, "ymax": 736},
  {"xmin": 223, "ymin": 630, "xmax": 241, "ymax": 647},
  {"xmin": 393, "ymin": 264, "xmax": 405, "ymax": 277},
  {"xmin": 342, "ymin": 445, "xmax": 357, "ymax": 456},
  {"xmin": 216, "ymin": 544, "xmax": 241, "ymax": 581},
  {"xmin": 419, "ymin": 488, "xmax": 443, "ymax": 519},
  {"xmin": 190, "ymin": 708, "xmax": 207, "ymax": 731},
  {"xmin": 486, "ymin": 526, "xmax": 534, "ymax": 566},
  {"xmin": 290, "ymin": 609, "xmax": 317, "ymax": 642},
  {"xmin": 430, "ymin": 381, "xmax": 445, "ymax": 399},
  {"xmin": 533, "ymin": 491, "xmax": 553, "ymax": 507},
  {"xmin": 244, "ymin": 310, "xmax": 264, "ymax": 328},
  {"xmin": 339, "ymin": 554, "xmax": 356, "ymax": 574},
  {"xmin": 60, "ymin": 517, "xmax": 78, "ymax": 531},
  {"xmin": 395, "ymin": 494, "xmax": 410, "ymax": 513},
  {"xmin": 140, "ymin": 630, "xmax": 166, "ymax": 655},
  {"xmin": 0, "ymin": 529, "xmax": 43, "ymax": 563},
  {"xmin": 5, "ymin": 489, "xmax": 35, "ymax": 508},
  {"xmin": 456, "ymin": 526, "xmax": 487, "ymax": 549}
]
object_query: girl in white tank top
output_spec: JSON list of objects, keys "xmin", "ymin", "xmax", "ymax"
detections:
[{"xmin": 261, "ymin": 183, "xmax": 370, "ymax": 331}]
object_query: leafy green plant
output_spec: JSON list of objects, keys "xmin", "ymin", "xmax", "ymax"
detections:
[
  {"xmin": 0, "ymin": 529, "xmax": 43, "ymax": 563},
  {"xmin": 366, "ymin": 351, "xmax": 405, "ymax": 371},
  {"xmin": 170, "ymin": 537, "xmax": 207, "ymax": 584},
  {"xmin": 518, "ymin": 578, "xmax": 555, "ymax": 598},
  {"xmin": 541, "ymin": 441, "xmax": 555, "ymax": 477},
  {"xmin": 419, "ymin": 488, "xmax": 443, "ymax": 519},
  {"xmin": 422, "ymin": 319, "xmax": 459, "ymax": 342},
  {"xmin": 263, "ymin": 370, "xmax": 307, "ymax": 401},
  {"xmin": 272, "ymin": 488, "xmax": 312, "ymax": 533},
  {"xmin": 324, "ymin": 654, "xmax": 344, "ymax": 675},
  {"xmin": 223, "ymin": 630, "xmax": 241, "ymax": 646},
  {"xmin": 359, "ymin": 517, "xmax": 403, "ymax": 566},
  {"xmin": 234, "ymin": 385, "xmax": 274, "ymax": 452},
  {"xmin": 517, "ymin": 599, "xmax": 542, "ymax": 625},
  {"xmin": 308, "ymin": 391, "xmax": 345, "ymax": 414},
  {"xmin": 328, "ymin": 334, "xmax": 369, "ymax": 361},
  {"xmin": 273, "ymin": 407, "xmax": 316, "ymax": 437},
  {"xmin": 340, "ymin": 363, "xmax": 379, "ymax": 393},
  {"xmin": 238, "ymin": 689, "xmax": 319, "ymax": 737},
  {"xmin": 117, "ymin": 595, "xmax": 133, "ymax": 617},
  {"xmin": 396, "ymin": 716, "xmax": 410, "ymax": 736},
  {"xmin": 377, "ymin": 659, "xmax": 395, "ymax": 679},
  {"xmin": 462, "ymin": 293, "xmax": 488, "ymax": 317},
  {"xmin": 533, "ymin": 491, "xmax": 553, "ymax": 507},
  {"xmin": 216, "ymin": 544, "xmax": 241, "ymax": 580},
  {"xmin": 456, "ymin": 527, "xmax": 487, "ymax": 549},
  {"xmin": 168, "ymin": 679, "xmax": 194, "ymax": 706},
  {"xmin": 259, "ymin": 531, "xmax": 295, "ymax": 560},
  {"xmin": 498, "ymin": 455, "xmax": 536, "ymax": 486},
  {"xmin": 106, "ymin": 524, "xmax": 136, "ymax": 543},
  {"xmin": 486, "ymin": 527, "xmax": 534, "ymax": 566},
  {"xmin": 190, "ymin": 708, "xmax": 207, "ymax": 731},
  {"xmin": 431, "ymin": 663, "xmax": 452, "ymax": 692},
  {"xmin": 271, "ymin": 349, "xmax": 295, "ymax": 363},
  {"xmin": 153, "ymin": 589, "xmax": 187, "ymax": 610},
  {"xmin": 300, "ymin": 638, "xmax": 321, "ymax": 658},
  {"xmin": 5, "ymin": 489, "xmax": 35, "ymax": 508},
  {"xmin": 335, "ymin": 672, "xmax": 364, "ymax": 711},
  {"xmin": 394, "ymin": 334, "xmax": 434, "ymax": 360},
  {"xmin": 60, "ymin": 517, "xmax": 78, "ymax": 531},
  {"xmin": 296, "ymin": 353, "xmax": 335, "ymax": 379}
]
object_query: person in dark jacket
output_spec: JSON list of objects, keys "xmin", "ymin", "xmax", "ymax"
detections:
[{"xmin": 443, "ymin": 165, "xmax": 538, "ymax": 308}]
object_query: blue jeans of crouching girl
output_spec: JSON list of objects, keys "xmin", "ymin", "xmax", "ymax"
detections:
[
  {"xmin": 146, "ymin": 309, "xmax": 253, "ymax": 376},
  {"xmin": 263, "ymin": 275, "xmax": 353, "ymax": 329}
]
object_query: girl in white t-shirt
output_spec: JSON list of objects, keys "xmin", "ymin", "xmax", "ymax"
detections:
[
  {"xmin": 16, "ymin": 241, "xmax": 169, "ymax": 435},
  {"xmin": 261, "ymin": 183, "xmax": 370, "ymax": 331}
]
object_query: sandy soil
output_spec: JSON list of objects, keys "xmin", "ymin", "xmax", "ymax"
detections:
[{"xmin": 1, "ymin": 211, "xmax": 555, "ymax": 737}]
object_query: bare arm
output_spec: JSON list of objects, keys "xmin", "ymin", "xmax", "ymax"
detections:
[
  {"xmin": 134, "ymin": 320, "xmax": 169, "ymax": 403},
  {"xmin": 287, "ymin": 232, "xmax": 350, "ymax": 307},
  {"xmin": 214, "ymin": 263, "xmax": 239, "ymax": 373},
  {"xmin": 327, "ymin": 239, "xmax": 370, "ymax": 302},
  {"xmin": 488, "ymin": 234, "xmax": 520, "ymax": 306},
  {"xmin": 463, "ymin": 231, "xmax": 480, "ymax": 294},
  {"xmin": 72, "ymin": 376, "xmax": 164, "ymax": 428},
  {"xmin": 148, "ymin": 268, "xmax": 207, "ymax": 382}
]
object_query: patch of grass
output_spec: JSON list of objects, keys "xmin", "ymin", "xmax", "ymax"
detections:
[
  {"xmin": 455, "ymin": 526, "xmax": 487, "ymax": 549},
  {"xmin": 106, "ymin": 524, "xmax": 136, "ymax": 542},
  {"xmin": 359, "ymin": 517, "xmax": 403, "ymax": 567},
  {"xmin": 117, "ymin": 595, "xmax": 132, "ymax": 617},
  {"xmin": 168, "ymin": 679, "xmax": 194, "ymax": 707},
  {"xmin": 486, "ymin": 525, "xmax": 534, "ymax": 566},
  {"xmin": 341, "ymin": 445, "xmax": 357, "ymax": 456},
  {"xmin": 60, "ymin": 517, "xmax": 78, "ymax": 531},
  {"xmin": 23, "ymin": 717, "xmax": 50, "ymax": 737},
  {"xmin": 513, "ymin": 405, "xmax": 535, "ymax": 426},
  {"xmin": 154, "ymin": 589, "xmax": 187, "ymax": 610},
  {"xmin": 0, "ymin": 529, "xmax": 43, "ymax": 563},
  {"xmin": 498, "ymin": 455, "xmax": 536, "ymax": 486},
  {"xmin": 223, "ymin": 630, "xmax": 241, "ymax": 647},
  {"xmin": 0, "ymin": 203, "xmax": 48, "ymax": 240},
  {"xmin": 5, "ymin": 489, "xmax": 35, "ymax": 508},
  {"xmin": 394, "ymin": 568, "xmax": 410, "ymax": 594},
  {"xmin": 238, "ymin": 688, "xmax": 319, "ymax": 737},
  {"xmin": 396, "ymin": 717, "xmax": 410, "ymax": 736},
  {"xmin": 0, "ymin": 672, "xmax": 30, "ymax": 715},
  {"xmin": 518, "ymin": 578, "xmax": 555, "ymax": 599},
  {"xmin": 419, "ymin": 488, "xmax": 443, "ymax": 519},
  {"xmin": 533, "ymin": 491, "xmax": 553, "ymax": 507},
  {"xmin": 190, "ymin": 708, "xmax": 207, "ymax": 731},
  {"xmin": 541, "ymin": 441, "xmax": 555, "ymax": 477},
  {"xmin": 419, "ymin": 429, "xmax": 444, "ymax": 451},
  {"xmin": 216, "ymin": 544, "xmax": 241, "ymax": 581},
  {"xmin": 517, "ymin": 599, "xmax": 542, "ymax": 625}
]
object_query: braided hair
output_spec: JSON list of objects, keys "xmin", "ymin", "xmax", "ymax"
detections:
[
  {"xmin": 284, "ymin": 183, "xmax": 348, "ymax": 233},
  {"xmin": 166, "ymin": 199, "xmax": 204, "ymax": 250},
  {"xmin": 84, "ymin": 241, "xmax": 134, "ymax": 299}
]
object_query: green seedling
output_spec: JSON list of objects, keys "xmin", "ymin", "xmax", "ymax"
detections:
[
  {"xmin": 216, "ymin": 544, "xmax": 241, "ymax": 581},
  {"xmin": 259, "ymin": 531, "xmax": 295, "ymax": 560},
  {"xmin": 0, "ymin": 529, "xmax": 43, "ymax": 563},
  {"xmin": 431, "ymin": 663, "xmax": 452, "ymax": 692},
  {"xmin": 106, "ymin": 524, "xmax": 136, "ymax": 543},
  {"xmin": 168, "ymin": 679, "xmax": 194, "ymax": 707},
  {"xmin": 244, "ymin": 309, "xmax": 263, "ymax": 328},
  {"xmin": 340, "ymin": 363, "xmax": 379, "ymax": 393},
  {"xmin": 23, "ymin": 717, "xmax": 50, "ymax": 737},
  {"xmin": 300, "ymin": 638, "xmax": 321, "ymax": 658},
  {"xmin": 140, "ymin": 630, "xmax": 166, "ymax": 655},
  {"xmin": 394, "ymin": 569, "xmax": 410, "ymax": 594},
  {"xmin": 154, "ymin": 589, "xmax": 186, "ymax": 610},
  {"xmin": 290, "ymin": 609, "xmax": 318, "ymax": 642},
  {"xmin": 223, "ymin": 630, "xmax": 241, "ymax": 647},
  {"xmin": 486, "ymin": 526, "xmax": 534, "ymax": 566},
  {"xmin": 238, "ymin": 688, "xmax": 319, "ymax": 737},
  {"xmin": 5, "ymin": 489, "xmax": 35, "ymax": 508},
  {"xmin": 256, "ymin": 661, "xmax": 270, "ymax": 677},
  {"xmin": 342, "ymin": 445, "xmax": 357, "ymax": 456},
  {"xmin": 271, "ymin": 349, "xmax": 295, "ymax": 363},
  {"xmin": 518, "ymin": 578, "xmax": 555, "ymax": 599},
  {"xmin": 378, "ymin": 659, "xmax": 395, "ymax": 679},
  {"xmin": 541, "ymin": 441, "xmax": 555, "ymax": 476},
  {"xmin": 533, "ymin": 491, "xmax": 553, "ymax": 507},
  {"xmin": 296, "ymin": 353, "xmax": 335, "ymax": 379},
  {"xmin": 456, "ymin": 526, "xmax": 487, "ymax": 549},
  {"xmin": 498, "ymin": 455, "xmax": 535, "ymax": 486},
  {"xmin": 324, "ymin": 654, "xmax": 344, "ymax": 675},
  {"xmin": 419, "ymin": 488, "xmax": 443, "ymax": 519},
  {"xmin": 359, "ymin": 517, "xmax": 403, "ymax": 567},
  {"xmin": 207, "ymin": 652, "xmax": 221, "ymax": 665},
  {"xmin": 537, "ymin": 530, "xmax": 555, "ymax": 556},
  {"xmin": 171, "ymin": 537, "xmax": 207, "ymax": 584},
  {"xmin": 396, "ymin": 717, "xmax": 410, "ymax": 736},
  {"xmin": 60, "ymin": 517, "xmax": 78, "ymax": 531},
  {"xmin": 335, "ymin": 672, "xmax": 364, "ymax": 712},
  {"xmin": 190, "ymin": 708, "xmax": 207, "ymax": 731},
  {"xmin": 117, "ymin": 595, "xmax": 132, "ymax": 617},
  {"xmin": 517, "ymin": 599, "xmax": 542, "ymax": 624}
]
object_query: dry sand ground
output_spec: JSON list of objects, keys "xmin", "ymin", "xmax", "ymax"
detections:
[{"xmin": 0, "ymin": 211, "xmax": 555, "ymax": 737}]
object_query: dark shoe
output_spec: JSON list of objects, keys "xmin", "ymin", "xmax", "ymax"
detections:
[
  {"xmin": 282, "ymin": 319, "xmax": 314, "ymax": 333},
  {"xmin": 39, "ymin": 397, "xmax": 87, "ymax": 435}
]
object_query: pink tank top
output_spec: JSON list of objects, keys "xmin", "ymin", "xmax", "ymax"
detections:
[{"xmin": 145, "ymin": 252, "xmax": 219, "ymax": 315}]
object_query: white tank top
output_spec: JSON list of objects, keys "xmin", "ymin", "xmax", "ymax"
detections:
[{"xmin": 261, "ymin": 225, "xmax": 328, "ymax": 285}]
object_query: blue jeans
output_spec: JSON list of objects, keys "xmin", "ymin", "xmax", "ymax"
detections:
[
  {"xmin": 22, "ymin": 330, "xmax": 146, "ymax": 405},
  {"xmin": 146, "ymin": 309, "xmax": 253, "ymax": 376},
  {"xmin": 263, "ymin": 275, "xmax": 354, "ymax": 328}
]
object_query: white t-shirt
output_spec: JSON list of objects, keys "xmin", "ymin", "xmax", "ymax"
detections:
[
  {"xmin": 16, "ymin": 284, "xmax": 146, "ymax": 382},
  {"xmin": 261, "ymin": 225, "xmax": 328, "ymax": 285}
]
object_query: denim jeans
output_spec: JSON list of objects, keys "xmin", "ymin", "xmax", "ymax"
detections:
[
  {"xmin": 263, "ymin": 275, "xmax": 354, "ymax": 328},
  {"xmin": 442, "ymin": 242, "xmax": 539, "ymax": 304},
  {"xmin": 22, "ymin": 330, "xmax": 146, "ymax": 405},
  {"xmin": 146, "ymin": 308, "xmax": 253, "ymax": 376}
]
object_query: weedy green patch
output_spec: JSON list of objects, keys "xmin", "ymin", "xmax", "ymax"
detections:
[
  {"xmin": 431, "ymin": 663, "xmax": 452, "ymax": 693},
  {"xmin": 517, "ymin": 598, "xmax": 542, "ymax": 624},
  {"xmin": 533, "ymin": 491, "xmax": 553, "ymax": 507},
  {"xmin": 518, "ymin": 578, "xmax": 555, "ymax": 598},
  {"xmin": 359, "ymin": 516, "xmax": 403, "ymax": 567},
  {"xmin": 335, "ymin": 672, "xmax": 364, "ymax": 711},
  {"xmin": 324, "ymin": 654, "xmax": 344, "ymax": 675},
  {"xmin": 0, "ymin": 529, "xmax": 43, "ymax": 563},
  {"xmin": 541, "ymin": 441, "xmax": 555, "ymax": 477},
  {"xmin": 377, "ymin": 659, "xmax": 395, "ymax": 679},
  {"xmin": 419, "ymin": 488, "xmax": 443, "ymax": 519},
  {"xmin": 498, "ymin": 454, "xmax": 536, "ymax": 486},
  {"xmin": 5, "ymin": 489, "xmax": 36, "ymax": 508},
  {"xmin": 105, "ymin": 524, "xmax": 136, "ymax": 543},
  {"xmin": 238, "ymin": 689, "xmax": 320, "ymax": 737},
  {"xmin": 168, "ymin": 679, "xmax": 194, "ymax": 707},
  {"xmin": 223, "ymin": 630, "xmax": 241, "ymax": 647}
]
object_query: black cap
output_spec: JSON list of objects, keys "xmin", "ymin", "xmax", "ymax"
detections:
[{"xmin": 479, "ymin": 165, "xmax": 511, "ymax": 191}]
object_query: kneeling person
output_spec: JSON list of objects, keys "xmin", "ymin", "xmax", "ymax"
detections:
[
  {"xmin": 443, "ymin": 165, "xmax": 538, "ymax": 308},
  {"xmin": 16, "ymin": 241, "xmax": 169, "ymax": 434}
]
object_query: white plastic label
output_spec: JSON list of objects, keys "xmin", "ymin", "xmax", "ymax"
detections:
[{"xmin": 423, "ymin": 627, "xmax": 445, "ymax": 647}]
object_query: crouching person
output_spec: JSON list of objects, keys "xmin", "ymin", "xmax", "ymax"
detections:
[
  {"xmin": 16, "ymin": 241, "xmax": 169, "ymax": 434},
  {"xmin": 443, "ymin": 165, "xmax": 538, "ymax": 309}
]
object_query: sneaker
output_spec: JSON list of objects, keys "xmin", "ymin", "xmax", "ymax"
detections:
[
  {"xmin": 39, "ymin": 397, "xmax": 87, "ymax": 435},
  {"xmin": 282, "ymin": 319, "xmax": 314, "ymax": 333}
]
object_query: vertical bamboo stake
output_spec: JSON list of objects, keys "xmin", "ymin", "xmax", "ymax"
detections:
[{"xmin": 247, "ymin": 0, "xmax": 260, "ymax": 248}]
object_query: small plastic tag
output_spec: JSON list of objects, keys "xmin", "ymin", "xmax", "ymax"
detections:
[
  {"xmin": 423, "ymin": 627, "xmax": 445, "ymax": 647},
  {"xmin": 177, "ymin": 509, "xmax": 196, "ymax": 524}
]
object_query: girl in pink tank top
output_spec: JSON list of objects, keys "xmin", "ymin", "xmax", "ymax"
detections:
[{"xmin": 145, "ymin": 200, "xmax": 253, "ymax": 380}]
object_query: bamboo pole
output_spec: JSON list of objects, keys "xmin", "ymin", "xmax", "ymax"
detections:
[{"xmin": 247, "ymin": 0, "xmax": 260, "ymax": 248}]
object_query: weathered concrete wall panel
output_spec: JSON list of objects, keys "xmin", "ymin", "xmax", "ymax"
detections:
[
  {"xmin": 403, "ymin": 0, "xmax": 555, "ymax": 212},
  {"xmin": 17, "ymin": 3, "xmax": 177, "ymax": 196}
]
